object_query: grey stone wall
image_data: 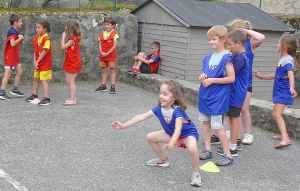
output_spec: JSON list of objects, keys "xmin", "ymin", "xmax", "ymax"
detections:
[{"xmin": 0, "ymin": 10, "xmax": 138, "ymax": 83}]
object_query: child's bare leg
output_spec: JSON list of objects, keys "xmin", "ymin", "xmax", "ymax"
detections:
[
  {"xmin": 66, "ymin": 73, "xmax": 77, "ymax": 101},
  {"xmin": 110, "ymin": 68, "xmax": 116, "ymax": 85},
  {"xmin": 146, "ymin": 130, "xmax": 170, "ymax": 159},
  {"xmin": 1, "ymin": 69, "xmax": 12, "ymax": 90},
  {"xmin": 229, "ymin": 116, "xmax": 239, "ymax": 145},
  {"xmin": 184, "ymin": 136, "xmax": 200, "ymax": 172},
  {"xmin": 241, "ymin": 92, "xmax": 252, "ymax": 134},
  {"xmin": 41, "ymin": 80, "xmax": 49, "ymax": 98},
  {"xmin": 101, "ymin": 67, "xmax": 108, "ymax": 85},
  {"xmin": 203, "ymin": 121, "xmax": 212, "ymax": 150},
  {"xmin": 136, "ymin": 60, "xmax": 144, "ymax": 68},
  {"xmin": 272, "ymin": 103, "xmax": 288, "ymax": 140},
  {"xmin": 33, "ymin": 78, "xmax": 40, "ymax": 95},
  {"xmin": 14, "ymin": 65, "xmax": 23, "ymax": 87},
  {"xmin": 215, "ymin": 128, "xmax": 231, "ymax": 157}
]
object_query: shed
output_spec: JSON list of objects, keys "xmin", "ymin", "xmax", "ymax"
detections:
[{"xmin": 131, "ymin": 0, "xmax": 295, "ymax": 101}]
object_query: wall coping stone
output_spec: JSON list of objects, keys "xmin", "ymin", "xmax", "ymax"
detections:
[{"xmin": 118, "ymin": 69, "xmax": 300, "ymax": 139}]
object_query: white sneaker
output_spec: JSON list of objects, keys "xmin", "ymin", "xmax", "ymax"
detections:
[
  {"xmin": 191, "ymin": 172, "xmax": 201, "ymax": 187},
  {"xmin": 226, "ymin": 131, "xmax": 230, "ymax": 140},
  {"xmin": 242, "ymin": 134, "xmax": 253, "ymax": 144},
  {"xmin": 146, "ymin": 157, "xmax": 169, "ymax": 167},
  {"xmin": 30, "ymin": 98, "xmax": 40, "ymax": 104}
]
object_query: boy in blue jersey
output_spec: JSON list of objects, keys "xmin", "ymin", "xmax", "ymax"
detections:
[
  {"xmin": 216, "ymin": 30, "xmax": 249, "ymax": 156},
  {"xmin": 198, "ymin": 25, "xmax": 235, "ymax": 166}
]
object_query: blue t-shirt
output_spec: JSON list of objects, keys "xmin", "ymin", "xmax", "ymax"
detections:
[
  {"xmin": 198, "ymin": 52, "xmax": 232, "ymax": 115},
  {"xmin": 273, "ymin": 55, "xmax": 295, "ymax": 105},
  {"xmin": 7, "ymin": 27, "xmax": 18, "ymax": 37},
  {"xmin": 147, "ymin": 54, "xmax": 160, "ymax": 63},
  {"xmin": 245, "ymin": 38, "xmax": 254, "ymax": 87},
  {"xmin": 150, "ymin": 106, "xmax": 199, "ymax": 140}
]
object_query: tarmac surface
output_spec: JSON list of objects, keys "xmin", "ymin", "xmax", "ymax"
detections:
[{"xmin": 0, "ymin": 81, "xmax": 300, "ymax": 191}]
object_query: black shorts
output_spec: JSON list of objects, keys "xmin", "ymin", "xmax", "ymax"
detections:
[
  {"xmin": 247, "ymin": 87, "xmax": 252, "ymax": 93},
  {"xmin": 227, "ymin": 106, "xmax": 241, "ymax": 118},
  {"xmin": 140, "ymin": 63, "xmax": 150, "ymax": 74}
]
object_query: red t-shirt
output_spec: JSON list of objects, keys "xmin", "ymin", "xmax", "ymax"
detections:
[
  {"xmin": 32, "ymin": 35, "xmax": 52, "ymax": 71},
  {"xmin": 63, "ymin": 35, "xmax": 82, "ymax": 73},
  {"xmin": 99, "ymin": 31, "xmax": 117, "ymax": 61},
  {"xmin": 148, "ymin": 53, "xmax": 161, "ymax": 73},
  {"xmin": 4, "ymin": 34, "xmax": 21, "ymax": 66}
]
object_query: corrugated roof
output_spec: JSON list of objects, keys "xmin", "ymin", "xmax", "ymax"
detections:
[{"xmin": 131, "ymin": 0, "xmax": 294, "ymax": 32}]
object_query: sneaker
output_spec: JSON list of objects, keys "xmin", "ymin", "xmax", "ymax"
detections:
[
  {"xmin": 127, "ymin": 68, "xmax": 134, "ymax": 73},
  {"xmin": 216, "ymin": 147, "xmax": 238, "ymax": 157},
  {"xmin": 0, "ymin": 92, "xmax": 11, "ymax": 100},
  {"xmin": 275, "ymin": 139, "xmax": 291, "ymax": 149},
  {"xmin": 242, "ymin": 133, "xmax": 253, "ymax": 145},
  {"xmin": 95, "ymin": 86, "xmax": 107, "ymax": 92},
  {"xmin": 146, "ymin": 157, "xmax": 169, "ymax": 167},
  {"xmin": 26, "ymin": 94, "xmax": 38, "ymax": 102},
  {"xmin": 199, "ymin": 149, "xmax": 213, "ymax": 160},
  {"xmin": 110, "ymin": 86, "xmax": 115, "ymax": 94},
  {"xmin": 226, "ymin": 130, "xmax": 230, "ymax": 140},
  {"xmin": 211, "ymin": 134, "xmax": 220, "ymax": 144},
  {"xmin": 134, "ymin": 68, "xmax": 141, "ymax": 74},
  {"xmin": 10, "ymin": 89, "xmax": 24, "ymax": 97},
  {"xmin": 215, "ymin": 154, "xmax": 233, "ymax": 166},
  {"xmin": 237, "ymin": 139, "xmax": 242, "ymax": 151},
  {"xmin": 38, "ymin": 98, "xmax": 51, "ymax": 106},
  {"xmin": 30, "ymin": 98, "xmax": 41, "ymax": 104},
  {"xmin": 190, "ymin": 172, "xmax": 201, "ymax": 187}
]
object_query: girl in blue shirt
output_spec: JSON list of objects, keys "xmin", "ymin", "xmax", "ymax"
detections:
[
  {"xmin": 253, "ymin": 34, "xmax": 298, "ymax": 149},
  {"xmin": 111, "ymin": 80, "xmax": 201, "ymax": 187}
]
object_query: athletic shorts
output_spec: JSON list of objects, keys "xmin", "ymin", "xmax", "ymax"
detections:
[
  {"xmin": 198, "ymin": 112, "xmax": 223, "ymax": 130},
  {"xmin": 4, "ymin": 63, "xmax": 20, "ymax": 69},
  {"xmin": 140, "ymin": 63, "xmax": 150, "ymax": 74},
  {"xmin": 247, "ymin": 87, "xmax": 252, "ymax": 93},
  {"xmin": 168, "ymin": 135, "xmax": 187, "ymax": 148},
  {"xmin": 34, "ymin": 69, "xmax": 52, "ymax": 81},
  {"xmin": 227, "ymin": 106, "xmax": 241, "ymax": 118},
  {"xmin": 100, "ymin": 61, "xmax": 116, "ymax": 69}
]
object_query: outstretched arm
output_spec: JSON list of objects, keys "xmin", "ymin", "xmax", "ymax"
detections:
[
  {"xmin": 253, "ymin": 70, "xmax": 275, "ymax": 80},
  {"xmin": 111, "ymin": 111, "xmax": 153, "ymax": 130}
]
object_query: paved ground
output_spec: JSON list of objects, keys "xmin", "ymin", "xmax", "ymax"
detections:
[{"xmin": 0, "ymin": 81, "xmax": 299, "ymax": 191}]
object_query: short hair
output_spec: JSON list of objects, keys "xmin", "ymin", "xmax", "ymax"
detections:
[
  {"xmin": 207, "ymin": 25, "xmax": 228, "ymax": 39},
  {"xmin": 9, "ymin": 14, "xmax": 22, "ymax": 25},
  {"xmin": 228, "ymin": 29, "xmax": 247, "ymax": 46},
  {"xmin": 151, "ymin": 41, "xmax": 160, "ymax": 49},
  {"xmin": 105, "ymin": 17, "xmax": 116, "ymax": 25},
  {"xmin": 229, "ymin": 19, "xmax": 253, "ymax": 30},
  {"xmin": 37, "ymin": 19, "xmax": 51, "ymax": 32}
]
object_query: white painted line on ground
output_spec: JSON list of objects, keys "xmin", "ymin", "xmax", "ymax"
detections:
[{"xmin": 0, "ymin": 169, "xmax": 28, "ymax": 191}]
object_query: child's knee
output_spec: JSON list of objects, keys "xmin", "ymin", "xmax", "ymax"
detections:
[{"xmin": 146, "ymin": 132, "xmax": 155, "ymax": 142}]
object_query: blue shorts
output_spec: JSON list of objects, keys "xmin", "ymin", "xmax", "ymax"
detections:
[{"xmin": 140, "ymin": 63, "xmax": 150, "ymax": 74}]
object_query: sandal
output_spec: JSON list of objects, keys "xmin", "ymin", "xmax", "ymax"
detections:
[
  {"xmin": 275, "ymin": 139, "xmax": 291, "ymax": 149},
  {"xmin": 271, "ymin": 135, "xmax": 289, "ymax": 140},
  {"xmin": 199, "ymin": 149, "xmax": 213, "ymax": 160},
  {"xmin": 62, "ymin": 100, "xmax": 77, "ymax": 106},
  {"xmin": 215, "ymin": 154, "xmax": 233, "ymax": 166}
]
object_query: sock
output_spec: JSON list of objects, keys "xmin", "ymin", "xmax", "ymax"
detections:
[
  {"xmin": 229, "ymin": 141, "xmax": 237, "ymax": 150},
  {"xmin": 14, "ymin": 86, "xmax": 18, "ymax": 90},
  {"xmin": 0, "ymin": 89, "xmax": 5, "ymax": 93},
  {"xmin": 101, "ymin": 84, "xmax": 106, "ymax": 88}
]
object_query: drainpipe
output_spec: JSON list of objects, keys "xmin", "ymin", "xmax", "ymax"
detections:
[
  {"xmin": 259, "ymin": 0, "xmax": 262, "ymax": 9},
  {"xmin": 113, "ymin": 0, "xmax": 116, "ymax": 12}
]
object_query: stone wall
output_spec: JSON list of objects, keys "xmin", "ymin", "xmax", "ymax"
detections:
[{"xmin": 0, "ymin": 10, "xmax": 138, "ymax": 83}]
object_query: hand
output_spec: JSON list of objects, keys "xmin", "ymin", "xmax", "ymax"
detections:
[
  {"xmin": 62, "ymin": 32, "xmax": 66, "ymax": 38},
  {"xmin": 290, "ymin": 88, "xmax": 297, "ymax": 98},
  {"xmin": 201, "ymin": 78, "xmax": 213, "ymax": 87},
  {"xmin": 34, "ymin": 61, "xmax": 38, "ymax": 69},
  {"xmin": 101, "ymin": 52, "xmax": 109, "ymax": 57},
  {"xmin": 18, "ymin": 34, "xmax": 24, "ymax": 40},
  {"xmin": 110, "ymin": 121, "xmax": 123, "ymax": 130},
  {"xmin": 163, "ymin": 143, "xmax": 174, "ymax": 151},
  {"xmin": 253, "ymin": 70, "xmax": 261, "ymax": 79},
  {"xmin": 199, "ymin": 73, "xmax": 207, "ymax": 81}
]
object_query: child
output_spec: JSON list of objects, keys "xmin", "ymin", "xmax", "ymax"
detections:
[
  {"xmin": 253, "ymin": 34, "xmax": 298, "ymax": 149},
  {"xmin": 216, "ymin": 30, "xmax": 249, "ymax": 156},
  {"xmin": 228, "ymin": 20, "xmax": 265, "ymax": 145},
  {"xmin": 128, "ymin": 42, "xmax": 161, "ymax": 74},
  {"xmin": 95, "ymin": 17, "xmax": 119, "ymax": 94},
  {"xmin": 198, "ymin": 25, "xmax": 235, "ymax": 166},
  {"xmin": 61, "ymin": 19, "xmax": 82, "ymax": 106},
  {"xmin": 26, "ymin": 19, "xmax": 52, "ymax": 106},
  {"xmin": 0, "ymin": 14, "xmax": 24, "ymax": 100},
  {"xmin": 111, "ymin": 80, "xmax": 201, "ymax": 187}
]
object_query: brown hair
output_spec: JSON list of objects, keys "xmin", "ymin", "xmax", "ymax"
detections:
[
  {"xmin": 229, "ymin": 19, "xmax": 253, "ymax": 30},
  {"xmin": 9, "ymin": 14, "xmax": 22, "ymax": 25},
  {"xmin": 280, "ymin": 34, "xmax": 300, "ymax": 71},
  {"xmin": 151, "ymin": 41, "xmax": 160, "ymax": 53},
  {"xmin": 65, "ymin": 19, "xmax": 82, "ymax": 41},
  {"xmin": 105, "ymin": 17, "xmax": 117, "ymax": 26},
  {"xmin": 228, "ymin": 29, "xmax": 247, "ymax": 46},
  {"xmin": 158, "ymin": 80, "xmax": 187, "ymax": 110},
  {"xmin": 207, "ymin": 25, "xmax": 228, "ymax": 39},
  {"xmin": 37, "ymin": 19, "xmax": 51, "ymax": 32}
]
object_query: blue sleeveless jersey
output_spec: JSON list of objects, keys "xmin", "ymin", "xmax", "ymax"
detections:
[
  {"xmin": 245, "ymin": 38, "xmax": 254, "ymax": 87},
  {"xmin": 198, "ymin": 53, "xmax": 232, "ymax": 115},
  {"xmin": 151, "ymin": 106, "xmax": 199, "ymax": 140},
  {"xmin": 230, "ymin": 53, "xmax": 249, "ymax": 107}
]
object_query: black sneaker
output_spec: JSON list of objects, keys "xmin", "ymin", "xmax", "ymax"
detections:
[
  {"xmin": 10, "ymin": 89, "xmax": 24, "ymax": 97},
  {"xmin": 216, "ymin": 147, "xmax": 238, "ymax": 157},
  {"xmin": 38, "ymin": 97, "xmax": 51, "ymax": 106},
  {"xmin": 110, "ymin": 86, "xmax": 115, "ymax": 94},
  {"xmin": 211, "ymin": 134, "xmax": 220, "ymax": 144},
  {"xmin": 237, "ymin": 139, "xmax": 242, "ymax": 151},
  {"xmin": 95, "ymin": 86, "xmax": 107, "ymax": 92},
  {"xmin": 0, "ymin": 92, "xmax": 11, "ymax": 100},
  {"xmin": 26, "ymin": 94, "xmax": 38, "ymax": 102}
]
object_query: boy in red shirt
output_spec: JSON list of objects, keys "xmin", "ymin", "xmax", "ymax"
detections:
[
  {"xmin": 0, "ymin": 14, "xmax": 24, "ymax": 100},
  {"xmin": 95, "ymin": 17, "xmax": 119, "ymax": 94}
]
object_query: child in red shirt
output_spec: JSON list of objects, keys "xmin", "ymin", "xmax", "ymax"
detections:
[
  {"xmin": 95, "ymin": 17, "xmax": 119, "ymax": 94},
  {"xmin": 61, "ymin": 19, "xmax": 82, "ymax": 106},
  {"xmin": 0, "ymin": 14, "xmax": 24, "ymax": 100}
]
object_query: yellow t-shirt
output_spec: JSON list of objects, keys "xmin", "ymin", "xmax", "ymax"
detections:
[
  {"xmin": 38, "ymin": 33, "xmax": 50, "ymax": 49},
  {"xmin": 98, "ymin": 30, "xmax": 119, "ymax": 41}
]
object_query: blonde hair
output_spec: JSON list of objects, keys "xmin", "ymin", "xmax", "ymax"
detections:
[
  {"xmin": 65, "ymin": 19, "xmax": 82, "ymax": 41},
  {"xmin": 158, "ymin": 80, "xmax": 187, "ymax": 110},
  {"xmin": 207, "ymin": 25, "xmax": 228, "ymax": 39},
  {"xmin": 280, "ymin": 34, "xmax": 300, "ymax": 71},
  {"xmin": 229, "ymin": 19, "xmax": 253, "ymax": 30}
]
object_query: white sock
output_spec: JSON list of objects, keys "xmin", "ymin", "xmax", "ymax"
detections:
[{"xmin": 229, "ymin": 141, "xmax": 237, "ymax": 150}]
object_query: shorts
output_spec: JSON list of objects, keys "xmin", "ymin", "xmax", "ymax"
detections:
[
  {"xmin": 34, "ymin": 69, "xmax": 52, "ymax": 81},
  {"xmin": 247, "ymin": 87, "xmax": 252, "ymax": 93},
  {"xmin": 227, "ymin": 106, "xmax": 241, "ymax": 118},
  {"xmin": 168, "ymin": 135, "xmax": 187, "ymax": 148},
  {"xmin": 140, "ymin": 63, "xmax": 150, "ymax": 74},
  {"xmin": 199, "ymin": 112, "xmax": 223, "ymax": 130},
  {"xmin": 100, "ymin": 61, "xmax": 116, "ymax": 69},
  {"xmin": 4, "ymin": 63, "xmax": 20, "ymax": 69}
]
